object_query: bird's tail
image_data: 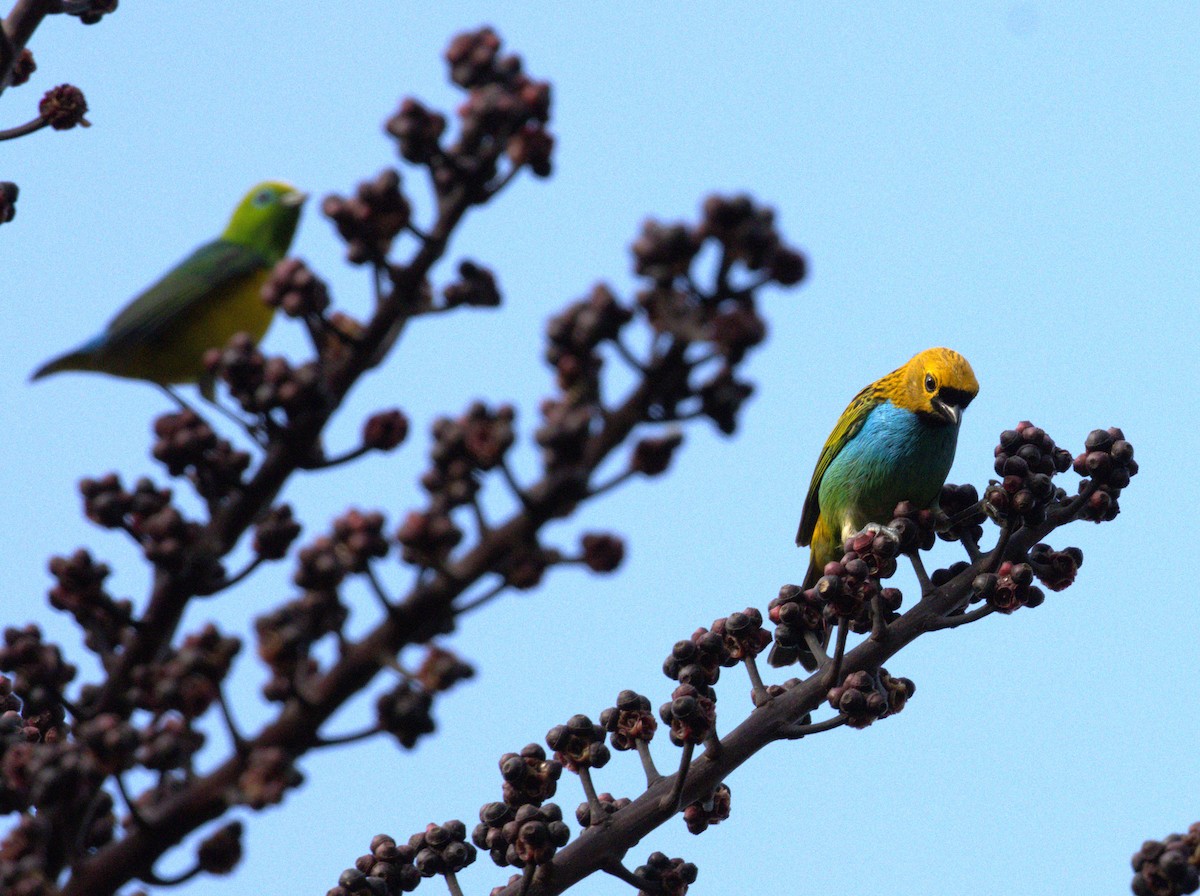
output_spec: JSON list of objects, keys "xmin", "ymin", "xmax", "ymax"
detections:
[
  {"xmin": 30, "ymin": 336, "xmax": 105, "ymax": 382},
  {"xmin": 766, "ymin": 554, "xmax": 826, "ymax": 671},
  {"xmin": 31, "ymin": 351, "xmax": 90, "ymax": 381}
]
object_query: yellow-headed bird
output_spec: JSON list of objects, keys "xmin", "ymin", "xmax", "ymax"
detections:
[
  {"xmin": 32, "ymin": 181, "xmax": 305, "ymax": 396},
  {"xmin": 769, "ymin": 347, "xmax": 979, "ymax": 668}
]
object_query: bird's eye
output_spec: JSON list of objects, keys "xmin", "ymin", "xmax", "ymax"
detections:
[
  {"xmin": 253, "ymin": 189, "xmax": 274, "ymax": 207},
  {"xmin": 924, "ymin": 373, "xmax": 936, "ymax": 393}
]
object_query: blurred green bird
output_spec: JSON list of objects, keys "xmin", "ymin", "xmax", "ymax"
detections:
[
  {"xmin": 32, "ymin": 181, "xmax": 306, "ymax": 397},
  {"xmin": 770, "ymin": 346, "xmax": 979, "ymax": 669}
]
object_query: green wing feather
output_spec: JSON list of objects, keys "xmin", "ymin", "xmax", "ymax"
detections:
[
  {"xmin": 795, "ymin": 382, "xmax": 881, "ymax": 546},
  {"xmin": 101, "ymin": 239, "xmax": 269, "ymax": 347}
]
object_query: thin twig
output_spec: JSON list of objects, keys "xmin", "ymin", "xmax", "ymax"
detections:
[
  {"xmin": 586, "ymin": 468, "xmax": 634, "ymax": 501},
  {"xmin": 635, "ymin": 740, "xmax": 661, "ymax": 787},
  {"xmin": 824, "ymin": 616, "xmax": 850, "ymax": 687},
  {"xmin": 778, "ymin": 713, "xmax": 849, "ymax": 741},
  {"xmin": 113, "ymin": 773, "xmax": 150, "ymax": 829},
  {"xmin": 216, "ymin": 555, "xmax": 263, "ymax": 593},
  {"xmin": 610, "ymin": 335, "xmax": 647, "ymax": 375},
  {"xmin": 659, "ymin": 741, "xmax": 694, "ymax": 813},
  {"xmin": 300, "ymin": 443, "xmax": 372, "ymax": 470},
  {"xmin": 311, "ymin": 723, "xmax": 383, "ymax": 748},
  {"xmin": 454, "ymin": 579, "xmax": 506, "ymax": 615},
  {"xmin": 908, "ymin": 550, "xmax": 933, "ymax": 595},
  {"xmin": 927, "ymin": 604, "xmax": 996, "ymax": 630},
  {"xmin": 803, "ymin": 630, "xmax": 829, "ymax": 667},
  {"xmin": 0, "ymin": 114, "xmax": 46, "ymax": 140},
  {"xmin": 577, "ymin": 767, "xmax": 604, "ymax": 828},
  {"xmin": 870, "ymin": 594, "xmax": 889, "ymax": 643},
  {"xmin": 602, "ymin": 860, "xmax": 653, "ymax": 891},
  {"xmin": 365, "ymin": 565, "xmax": 396, "ymax": 616},
  {"xmin": 216, "ymin": 687, "xmax": 247, "ymax": 754},
  {"xmin": 498, "ymin": 457, "xmax": 528, "ymax": 505},
  {"xmin": 744, "ymin": 655, "xmax": 769, "ymax": 707}
]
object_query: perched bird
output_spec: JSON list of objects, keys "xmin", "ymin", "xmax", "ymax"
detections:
[
  {"xmin": 769, "ymin": 347, "xmax": 979, "ymax": 669},
  {"xmin": 32, "ymin": 181, "xmax": 306, "ymax": 397}
]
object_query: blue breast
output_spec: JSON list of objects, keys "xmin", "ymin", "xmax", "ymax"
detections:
[{"xmin": 819, "ymin": 401, "xmax": 959, "ymax": 532}]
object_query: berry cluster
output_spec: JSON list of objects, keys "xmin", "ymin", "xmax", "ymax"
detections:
[
  {"xmin": 633, "ymin": 852, "xmax": 699, "ymax": 896},
  {"xmin": 334, "ymin": 833, "xmax": 420, "ymax": 896},
  {"xmin": 0, "ymin": 626, "xmax": 75, "ymax": 716},
  {"xmin": 545, "ymin": 715, "xmax": 610, "ymax": 773},
  {"xmin": 323, "ymin": 169, "xmax": 412, "ymax": 266},
  {"xmin": 0, "ymin": 182, "xmax": 17, "ymax": 225},
  {"xmin": 136, "ymin": 714, "xmax": 204, "ymax": 772},
  {"xmin": 664, "ymin": 628, "xmax": 733, "ymax": 691},
  {"xmin": 472, "ymin": 802, "xmax": 570, "ymax": 868},
  {"xmin": 709, "ymin": 609, "xmax": 770, "ymax": 662},
  {"xmin": 375, "ymin": 681, "xmax": 435, "ymax": 749},
  {"xmin": 827, "ymin": 669, "xmax": 915, "ymax": 729},
  {"xmin": 9, "ymin": 49, "xmax": 34, "ymax": 87},
  {"xmin": 395, "ymin": 509, "xmax": 463, "ymax": 569},
  {"xmin": 1074, "ymin": 428, "xmax": 1137, "ymax": 522},
  {"xmin": 255, "ymin": 588, "xmax": 344, "ymax": 702},
  {"xmin": 152, "ymin": 410, "xmax": 250, "ymax": 501},
  {"xmin": 576, "ymin": 791, "xmax": 630, "ymax": 827},
  {"xmin": 937, "ymin": 483, "xmax": 985, "ymax": 543},
  {"xmin": 384, "ymin": 27, "xmax": 554, "ymax": 200},
  {"xmin": 196, "ymin": 821, "xmax": 243, "ymax": 876},
  {"xmin": 986, "ymin": 422, "xmax": 1072, "ymax": 527},
  {"xmin": 683, "ymin": 783, "xmax": 731, "ymax": 835},
  {"xmin": 237, "ymin": 745, "xmax": 302, "ymax": 810},
  {"xmin": 262, "ymin": 258, "xmax": 331, "ymax": 318},
  {"xmin": 414, "ymin": 646, "xmax": 475, "ymax": 694},
  {"xmin": 699, "ymin": 195, "xmax": 807, "ymax": 285},
  {"xmin": 659, "ymin": 684, "xmax": 716, "ymax": 747},
  {"xmin": 67, "ymin": 0, "xmax": 117, "ymax": 25},
  {"xmin": 545, "ymin": 283, "xmax": 634, "ymax": 397},
  {"xmin": 768, "ymin": 583, "xmax": 828, "ymax": 667},
  {"xmin": 630, "ymin": 432, "xmax": 684, "ymax": 477},
  {"xmin": 1028, "ymin": 543, "xmax": 1083, "ymax": 592},
  {"xmin": 600, "ymin": 690, "xmax": 658, "ymax": 751},
  {"xmin": 970, "ymin": 562, "xmax": 1044, "ymax": 613},
  {"xmin": 129, "ymin": 623, "xmax": 240, "ymax": 717},
  {"xmin": 252, "ymin": 504, "xmax": 302, "ymax": 561},
  {"xmin": 1132, "ymin": 824, "xmax": 1200, "ymax": 896},
  {"xmin": 362, "ymin": 409, "xmax": 410, "ymax": 453},
  {"xmin": 410, "ymin": 821, "xmax": 477, "ymax": 879},
  {"xmin": 38, "ymin": 84, "xmax": 89, "ymax": 129},
  {"xmin": 443, "ymin": 260, "xmax": 502, "ymax": 309},
  {"xmin": 47, "ymin": 549, "xmax": 132, "ymax": 654},
  {"xmin": 499, "ymin": 744, "xmax": 562, "ymax": 807},
  {"xmin": 386, "ymin": 98, "xmax": 446, "ymax": 166},
  {"xmin": 424, "ymin": 402, "xmax": 516, "ymax": 510},
  {"xmin": 205, "ymin": 334, "xmax": 324, "ymax": 422}
]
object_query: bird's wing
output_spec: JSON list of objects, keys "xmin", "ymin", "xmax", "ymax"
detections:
[
  {"xmin": 101, "ymin": 239, "xmax": 269, "ymax": 346},
  {"xmin": 795, "ymin": 383, "xmax": 877, "ymax": 546}
]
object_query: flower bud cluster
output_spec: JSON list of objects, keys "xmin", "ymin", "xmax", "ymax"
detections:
[
  {"xmin": 545, "ymin": 714, "xmax": 610, "ymax": 773},
  {"xmin": 985, "ymin": 421, "xmax": 1072, "ymax": 527},
  {"xmin": 600, "ymin": 690, "xmax": 657, "ymax": 751},
  {"xmin": 499, "ymin": 744, "xmax": 561, "ymax": 807},
  {"xmin": 683, "ymin": 782, "xmax": 731, "ymax": 835},
  {"xmin": 323, "ymin": 169, "xmax": 412, "ymax": 266},
  {"xmin": 1074, "ymin": 427, "xmax": 1137, "ymax": 522},
  {"xmin": 152, "ymin": 410, "xmax": 250, "ymax": 501},
  {"xmin": 970, "ymin": 561, "xmax": 1044, "ymax": 613},
  {"xmin": 471, "ymin": 802, "xmax": 570, "ymax": 868},
  {"xmin": 1131, "ymin": 824, "xmax": 1200, "ymax": 896},
  {"xmin": 633, "ymin": 852, "xmax": 699, "ymax": 896},
  {"xmin": 827, "ymin": 668, "xmax": 915, "ymax": 729}
]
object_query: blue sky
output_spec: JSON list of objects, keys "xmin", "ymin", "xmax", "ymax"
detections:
[{"xmin": 3, "ymin": 4, "xmax": 1197, "ymax": 895}]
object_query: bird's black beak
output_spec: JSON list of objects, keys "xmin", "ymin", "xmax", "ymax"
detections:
[{"xmin": 932, "ymin": 397, "xmax": 962, "ymax": 426}]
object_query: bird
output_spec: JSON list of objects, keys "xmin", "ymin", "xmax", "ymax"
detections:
[
  {"xmin": 31, "ymin": 180, "xmax": 306, "ymax": 398},
  {"xmin": 769, "ymin": 346, "xmax": 979, "ymax": 669}
]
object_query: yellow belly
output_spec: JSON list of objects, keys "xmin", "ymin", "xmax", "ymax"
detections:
[{"xmin": 102, "ymin": 270, "xmax": 273, "ymax": 384}]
